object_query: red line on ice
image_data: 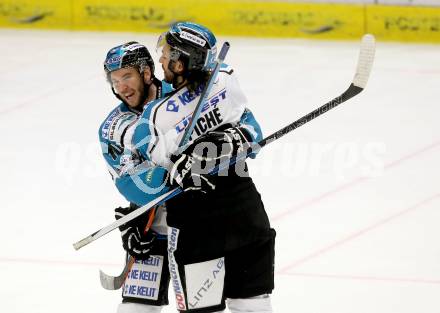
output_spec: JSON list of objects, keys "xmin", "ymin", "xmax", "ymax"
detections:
[
  {"xmin": 271, "ymin": 140, "xmax": 440, "ymax": 222},
  {"xmin": 278, "ymin": 192, "xmax": 440, "ymax": 273}
]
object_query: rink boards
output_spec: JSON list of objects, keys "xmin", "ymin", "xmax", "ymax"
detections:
[{"xmin": 0, "ymin": 0, "xmax": 439, "ymax": 43}]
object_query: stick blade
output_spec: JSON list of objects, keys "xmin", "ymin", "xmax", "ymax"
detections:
[
  {"xmin": 99, "ymin": 266, "xmax": 129, "ymax": 290},
  {"xmin": 353, "ymin": 34, "xmax": 376, "ymax": 89}
]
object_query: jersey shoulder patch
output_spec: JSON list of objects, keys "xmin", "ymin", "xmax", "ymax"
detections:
[
  {"xmin": 99, "ymin": 103, "xmax": 138, "ymax": 144},
  {"xmin": 100, "ymin": 104, "xmax": 123, "ymax": 140}
]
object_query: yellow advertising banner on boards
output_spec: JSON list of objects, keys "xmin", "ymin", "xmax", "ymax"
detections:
[
  {"xmin": 366, "ymin": 5, "xmax": 440, "ymax": 43},
  {"xmin": 0, "ymin": 0, "xmax": 439, "ymax": 43},
  {"xmin": 71, "ymin": 0, "xmax": 364, "ymax": 39},
  {"xmin": 0, "ymin": 0, "xmax": 71, "ymax": 29}
]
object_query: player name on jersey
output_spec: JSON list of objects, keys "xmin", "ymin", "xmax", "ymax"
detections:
[
  {"xmin": 174, "ymin": 88, "xmax": 227, "ymax": 136},
  {"xmin": 176, "ymin": 107, "xmax": 223, "ymax": 138}
]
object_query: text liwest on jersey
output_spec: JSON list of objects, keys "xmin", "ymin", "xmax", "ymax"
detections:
[{"xmin": 167, "ymin": 87, "xmax": 226, "ymax": 113}]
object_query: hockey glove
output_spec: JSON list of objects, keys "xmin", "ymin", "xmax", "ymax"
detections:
[
  {"xmin": 202, "ymin": 126, "xmax": 253, "ymax": 160},
  {"xmin": 114, "ymin": 204, "xmax": 157, "ymax": 260},
  {"xmin": 168, "ymin": 150, "xmax": 217, "ymax": 193},
  {"xmin": 168, "ymin": 126, "xmax": 253, "ymax": 193}
]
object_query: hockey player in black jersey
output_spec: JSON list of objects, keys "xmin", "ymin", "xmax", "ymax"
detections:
[{"xmin": 127, "ymin": 22, "xmax": 276, "ymax": 312}]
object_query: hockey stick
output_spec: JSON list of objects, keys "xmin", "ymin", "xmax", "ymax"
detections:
[
  {"xmin": 257, "ymin": 34, "xmax": 375, "ymax": 150},
  {"xmin": 99, "ymin": 207, "xmax": 156, "ymax": 290},
  {"xmin": 177, "ymin": 42, "xmax": 230, "ymax": 154},
  {"xmin": 74, "ymin": 34, "xmax": 375, "ymax": 252},
  {"xmin": 98, "ymin": 42, "xmax": 231, "ymax": 290}
]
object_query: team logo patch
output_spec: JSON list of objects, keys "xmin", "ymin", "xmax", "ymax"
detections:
[
  {"xmin": 166, "ymin": 99, "xmax": 179, "ymax": 112},
  {"xmin": 105, "ymin": 55, "xmax": 121, "ymax": 65},
  {"xmin": 180, "ymin": 31, "xmax": 206, "ymax": 47}
]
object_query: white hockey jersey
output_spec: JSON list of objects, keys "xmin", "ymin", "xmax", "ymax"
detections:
[
  {"xmin": 115, "ymin": 64, "xmax": 262, "ymax": 207},
  {"xmin": 133, "ymin": 64, "xmax": 250, "ymax": 168}
]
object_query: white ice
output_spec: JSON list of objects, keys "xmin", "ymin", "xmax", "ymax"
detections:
[{"xmin": 0, "ymin": 29, "xmax": 439, "ymax": 313}]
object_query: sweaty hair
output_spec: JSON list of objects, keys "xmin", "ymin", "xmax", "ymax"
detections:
[{"xmin": 185, "ymin": 69, "xmax": 211, "ymax": 94}]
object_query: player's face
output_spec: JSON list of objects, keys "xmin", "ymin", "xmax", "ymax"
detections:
[
  {"xmin": 110, "ymin": 67, "xmax": 145, "ymax": 108},
  {"xmin": 159, "ymin": 44, "xmax": 175, "ymax": 84}
]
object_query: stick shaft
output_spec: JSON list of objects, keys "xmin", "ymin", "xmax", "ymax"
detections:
[{"xmin": 74, "ymin": 34, "xmax": 375, "ymax": 251}]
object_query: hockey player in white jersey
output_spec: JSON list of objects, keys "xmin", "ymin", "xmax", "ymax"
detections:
[
  {"xmin": 114, "ymin": 22, "xmax": 275, "ymax": 313},
  {"xmin": 99, "ymin": 41, "xmax": 173, "ymax": 313}
]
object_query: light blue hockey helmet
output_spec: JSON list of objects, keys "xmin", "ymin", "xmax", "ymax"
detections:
[
  {"xmin": 157, "ymin": 22, "xmax": 217, "ymax": 72},
  {"xmin": 104, "ymin": 41, "xmax": 154, "ymax": 75}
]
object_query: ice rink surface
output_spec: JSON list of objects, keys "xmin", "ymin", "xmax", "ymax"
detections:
[{"xmin": 1, "ymin": 29, "xmax": 439, "ymax": 312}]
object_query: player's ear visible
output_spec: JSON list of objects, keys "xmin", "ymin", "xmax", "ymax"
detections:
[
  {"xmin": 175, "ymin": 60, "xmax": 185, "ymax": 75},
  {"xmin": 143, "ymin": 66, "xmax": 152, "ymax": 84}
]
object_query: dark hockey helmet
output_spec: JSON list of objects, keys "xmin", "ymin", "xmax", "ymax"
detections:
[
  {"xmin": 157, "ymin": 22, "xmax": 217, "ymax": 72},
  {"xmin": 104, "ymin": 41, "xmax": 154, "ymax": 77}
]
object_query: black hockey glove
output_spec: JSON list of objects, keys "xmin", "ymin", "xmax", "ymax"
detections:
[
  {"xmin": 202, "ymin": 126, "xmax": 253, "ymax": 160},
  {"xmin": 168, "ymin": 126, "xmax": 253, "ymax": 193},
  {"xmin": 168, "ymin": 149, "xmax": 217, "ymax": 194},
  {"xmin": 114, "ymin": 203, "xmax": 157, "ymax": 260}
]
